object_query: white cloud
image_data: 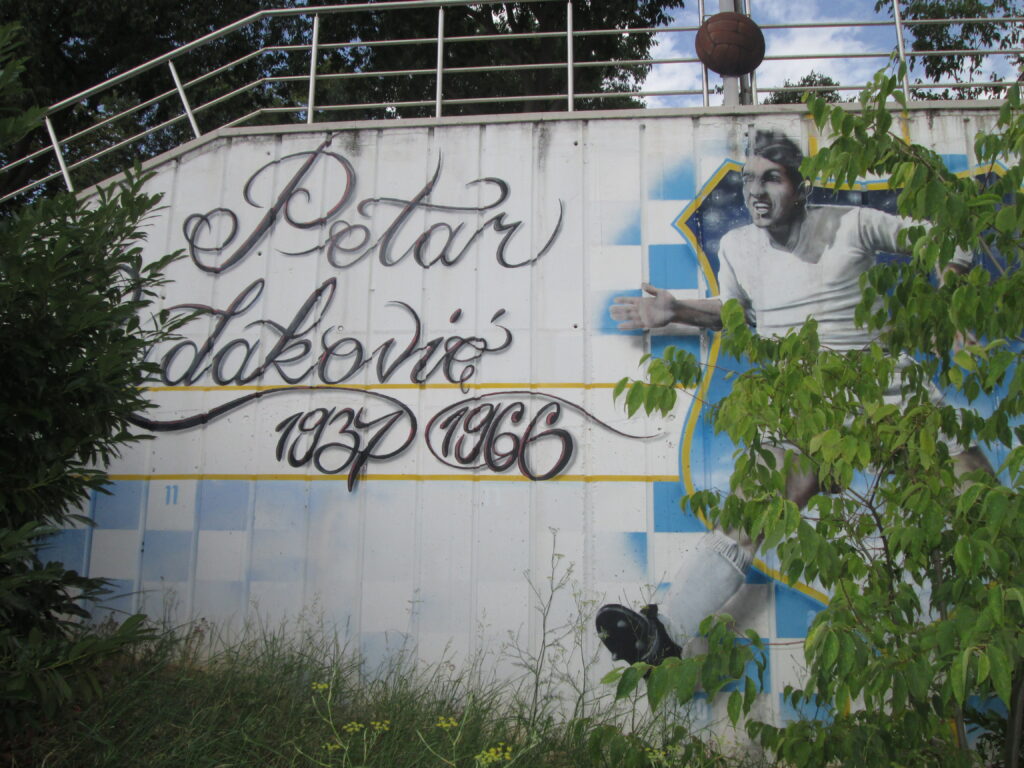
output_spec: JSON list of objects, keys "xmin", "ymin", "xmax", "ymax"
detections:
[
  {"xmin": 640, "ymin": 1, "xmax": 901, "ymax": 107},
  {"xmin": 755, "ymin": 0, "xmax": 828, "ymax": 24},
  {"xmin": 754, "ymin": 25, "xmax": 890, "ymax": 93},
  {"xmin": 641, "ymin": 8, "xmax": 705, "ymax": 108}
]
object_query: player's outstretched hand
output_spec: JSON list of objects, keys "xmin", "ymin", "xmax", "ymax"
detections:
[{"xmin": 610, "ymin": 282, "xmax": 675, "ymax": 330}]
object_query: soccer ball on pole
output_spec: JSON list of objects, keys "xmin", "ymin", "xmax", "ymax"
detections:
[{"xmin": 695, "ymin": 12, "xmax": 765, "ymax": 78}]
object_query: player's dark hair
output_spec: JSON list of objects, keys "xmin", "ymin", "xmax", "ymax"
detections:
[{"xmin": 748, "ymin": 129, "xmax": 804, "ymax": 186}]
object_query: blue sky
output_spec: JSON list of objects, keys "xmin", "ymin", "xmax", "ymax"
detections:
[{"xmin": 643, "ymin": 0, "xmax": 1010, "ymax": 107}]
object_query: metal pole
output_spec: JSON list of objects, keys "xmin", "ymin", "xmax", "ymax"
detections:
[
  {"xmin": 435, "ymin": 7, "xmax": 445, "ymax": 118},
  {"xmin": 566, "ymin": 0, "xmax": 575, "ymax": 112},
  {"xmin": 307, "ymin": 14, "xmax": 320, "ymax": 124},
  {"xmin": 892, "ymin": 0, "xmax": 912, "ymax": 103},
  {"xmin": 698, "ymin": 0, "xmax": 709, "ymax": 107},
  {"xmin": 44, "ymin": 116, "xmax": 74, "ymax": 192},
  {"xmin": 744, "ymin": 0, "xmax": 757, "ymax": 104},
  {"xmin": 168, "ymin": 60, "xmax": 201, "ymax": 138},
  {"xmin": 719, "ymin": 0, "xmax": 739, "ymax": 106}
]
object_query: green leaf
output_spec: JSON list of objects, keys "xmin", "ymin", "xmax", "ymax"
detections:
[
  {"xmin": 954, "ymin": 538, "xmax": 972, "ymax": 575},
  {"xmin": 919, "ymin": 428, "xmax": 935, "ymax": 462},
  {"xmin": 663, "ymin": 387, "xmax": 677, "ymax": 412},
  {"xmin": 822, "ymin": 631, "xmax": 839, "ymax": 669},
  {"xmin": 1005, "ymin": 587, "xmax": 1024, "ymax": 616},
  {"xmin": 727, "ymin": 689, "xmax": 742, "ymax": 725},
  {"xmin": 951, "ymin": 648, "xmax": 969, "ymax": 704},
  {"xmin": 625, "ymin": 382, "xmax": 645, "ymax": 416},
  {"xmin": 987, "ymin": 645, "xmax": 1012, "ymax": 704},
  {"xmin": 907, "ymin": 660, "xmax": 930, "ymax": 700},
  {"xmin": 809, "ymin": 96, "xmax": 826, "ymax": 126},
  {"xmin": 612, "ymin": 377, "xmax": 629, "ymax": 401},
  {"xmin": 953, "ymin": 349, "xmax": 976, "ymax": 371},
  {"xmin": 922, "ymin": 180, "xmax": 944, "ymax": 218},
  {"xmin": 615, "ymin": 664, "xmax": 645, "ymax": 700},
  {"xmin": 995, "ymin": 204, "xmax": 1017, "ymax": 234},
  {"xmin": 988, "ymin": 584, "xmax": 1005, "ymax": 625},
  {"xmin": 675, "ymin": 658, "xmax": 699, "ymax": 702},
  {"xmin": 837, "ymin": 631, "xmax": 856, "ymax": 678},
  {"xmin": 646, "ymin": 662, "xmax": 676, "ymax": 712},
  {"xmin": 743, "ymin": 675, "xmax": 757, "ymax": 712},
  {"xmin": 643, "ymin": 384, "xmax": 660, "ymax": 415},
  {"xmin": 600, "ymin": 668, "xmax": 624, "ymax": 685},
  {"xmin": 977, "ymin": 650, "xmax": 990, "ymax": 685}
]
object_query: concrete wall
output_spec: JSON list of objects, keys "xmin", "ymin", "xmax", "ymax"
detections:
[{"xmin": 47, "ymin": 104, "xmax": 1000, "ymax": 726}]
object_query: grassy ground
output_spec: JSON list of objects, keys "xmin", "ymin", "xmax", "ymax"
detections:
[{"xmin": 7, "ymin": 617, "xmax": 755, "ymax": 768}]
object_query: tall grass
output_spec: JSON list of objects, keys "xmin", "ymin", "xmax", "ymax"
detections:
[
  {"xmin": 8, "ymin": 550, "xmax": 764, "ymax": 767},
  {"xmin": 10, "ymin": 615, "xmax": 768, "ymax": 768}
]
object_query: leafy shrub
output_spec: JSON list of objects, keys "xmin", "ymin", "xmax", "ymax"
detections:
[
  {"xmin": 0, "ymin": 24, "xmax": 180, "ymax": 741},
  {"xmin": 613, "ymin": 70, "xmax": 1024, "ymax": 767}
]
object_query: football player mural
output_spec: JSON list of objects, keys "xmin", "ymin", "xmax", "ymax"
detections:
[{"xmin": 596, "ymin": 128, "xmax": 994, "ymax": 664}]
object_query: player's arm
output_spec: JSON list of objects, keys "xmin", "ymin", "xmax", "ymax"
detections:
[
  {"xmin": 610, "ymin": 282, "xmax": 724, "ymax": 331},
  {"xmin": 861, "ymin": 207, "xmax": 975, "ymax": 278}
]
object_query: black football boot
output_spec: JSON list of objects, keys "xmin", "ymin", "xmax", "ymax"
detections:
[{"xmin": 595, "ymin": 603, "xmax": 682, "ymax": 665}]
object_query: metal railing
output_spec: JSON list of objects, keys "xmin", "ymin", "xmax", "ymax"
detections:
[{"xmin": 2, "ymin": 0, "xmax": 1020, "ymax": 204}]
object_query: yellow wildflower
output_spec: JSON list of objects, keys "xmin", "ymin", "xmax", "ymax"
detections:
[
  {"xmin": 371, "ymin": 719, "xmax": 391, "ymax": 732},
  {"xmin": 341, "ymin": 721, "xmax": 365, "ymax": 734},
  {"xmin": 475, "ymin": 742, "xmax": 513, "ymax": 765},
  {"xmin": 435, "ymin": 716, "xmax": 459, "ymax": 730},
  {"xmin": 644, "ymin": 746, "xmax": 667, "ymax": 764}
]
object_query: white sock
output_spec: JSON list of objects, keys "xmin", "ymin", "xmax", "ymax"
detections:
[{"xmin": 655, "ymin": 532, "xmax": 752, "ymax": 644}]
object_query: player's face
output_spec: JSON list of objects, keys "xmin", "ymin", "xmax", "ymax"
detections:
[{"xmin": 741, "ymin": 154, "xmax": 805, "ymax": 235}]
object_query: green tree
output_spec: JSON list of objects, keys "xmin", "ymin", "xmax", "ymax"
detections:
[
  {"xmin": 873, "ymin": 0, "xmax": 1022, "ymax": 97},
  {"xmin": 0, "ymin": 0, "xmax": 684, "ymax": 200},
  {"xmin": 0, "ymin": 24, "xmax": 181, "ymax": 741},
  {"xmin": 764, "ymin": 71, "xmax": 843, "ymax": 104},
  {"xmin": 0, "ymin": 0, "xmax": 301, "ymax": 198},
  {"xmin": 320, "ymin": 0, "xmax": 685, "ymax": 117},
  {"xmin": 610, "ymin": 69, "xmax": 1024, "ymax": 767}
]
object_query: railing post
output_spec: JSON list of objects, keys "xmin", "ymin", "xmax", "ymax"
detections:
[
  {"xmin": 168, "ymin": 60, "xmax": 201, "ymax": 139},
  {"xmin": 743, "ymin": 0, "xmax": 758, "ymax": 104},
  {"xmin": 44, "ymin": 116, "xmax": 74, "ymax": 193},
  {"xmin": 698, "ymin": 0, "xmax": 709, "ymax": 107},
  {"xmin": 891, "ymin": 0, "xmax": 913, "ymax": 103},
  {"xmin": 566, "ymin": 0, "xmax": 575, "ymax": 112},
  {"xmin": 718, "ymin": 0, "xmax": 740, "ymax": 105},
  {"xmin": 307, "ymin": 14, "xmax": 320, "ymax": 125},
  {"xmin": 435, "ymin": 7, "xmax": 445, "ymax": 118}
]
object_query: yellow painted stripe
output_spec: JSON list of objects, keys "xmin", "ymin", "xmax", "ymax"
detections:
[
  {"xmin": 680, "ymin": 331, "xmax": 721, "ymax": 503},
  {"xmin": 754, "ymin": 562, "xmax": 829, "ymax": 603},
  {"xmin": 109, "ymin": 473, "xmax": 680, "ymax": 483},
  {"xmin": 957, "ymin": 163, "xmax": 1009, "ymax": 179},
  {"xmin": 673, "ymin": 160, "xmax": 742, "ymax": 297},
  {"xmin": 806, "ymin": 114, "xmax": 820, "ymax": 157},
  {"xmin": 144, "ymin": 382, "xmax": 617, "ymax": 392}
]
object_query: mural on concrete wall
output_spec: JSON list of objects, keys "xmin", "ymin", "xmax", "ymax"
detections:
[
  {"xmin": 596, "ymin": 127, "xmax": 993, "ymax": 669},
  {"xmin": 130, "ymin": 140, "xmax": 650, "ymax": 489},
  {"xmin": 43, "ymin": 111, "xmax": 999, "ymax": 726}
]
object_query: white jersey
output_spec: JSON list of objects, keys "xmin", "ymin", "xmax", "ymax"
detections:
[{"xmin": 717, "ymin": 205, "xmax": 972, "ymax": 351}]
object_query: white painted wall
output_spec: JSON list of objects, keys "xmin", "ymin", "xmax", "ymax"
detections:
[{"xmin": 52, "ymin": 106, "xmax": 998, "ymax": 727}]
